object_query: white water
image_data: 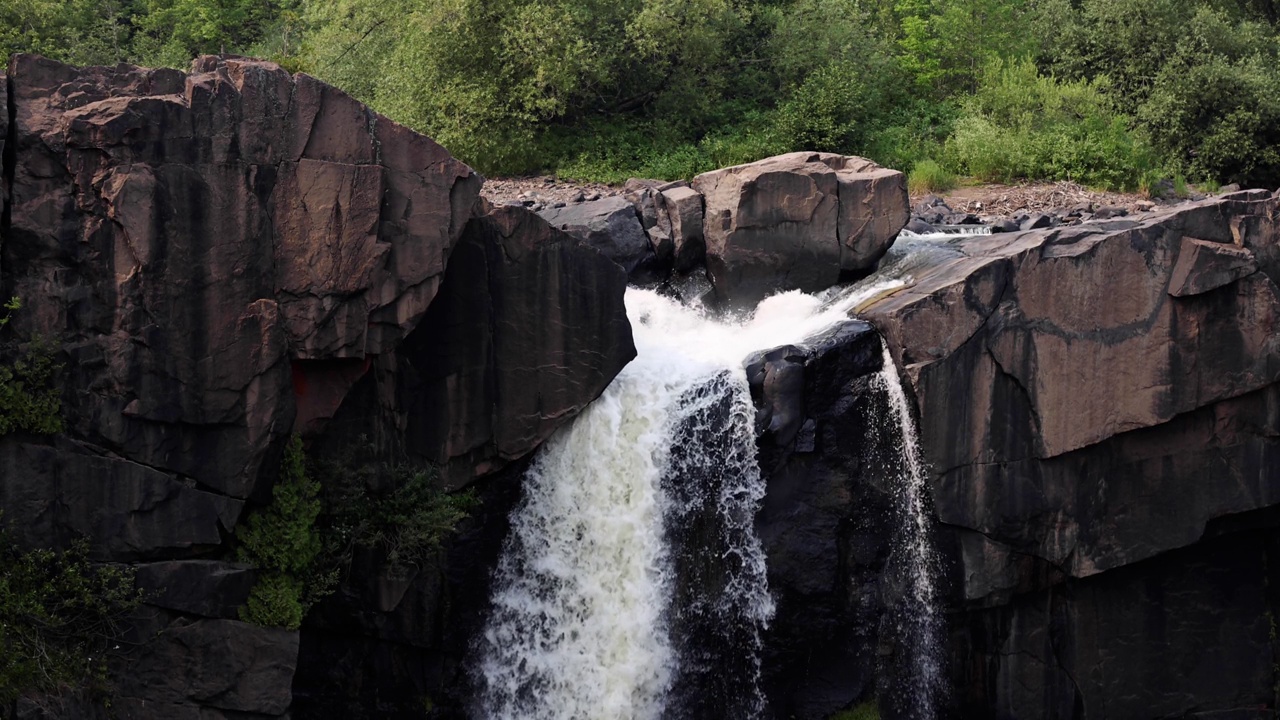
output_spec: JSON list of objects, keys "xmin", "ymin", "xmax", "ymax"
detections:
[
  {"xmin": 870, "ymin": 344, "xmax": 944, "ymax": 720},
  {"xmin": 475, "ymin": 282, "xmax": 899, "ymax": 720}
]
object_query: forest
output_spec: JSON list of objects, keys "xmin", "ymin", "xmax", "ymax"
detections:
[{"xmin": 4, "ymin": 0, "xmax": 1280, "ymax": 191}]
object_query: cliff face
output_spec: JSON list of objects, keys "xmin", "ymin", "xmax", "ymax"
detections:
[
  {"xmin": 0, "ymin": 55, "xmax": 633, "ymax": 718},
  {"xmin": 861, "ymin": 191, "xmax": 1280, "ymax": 718}
]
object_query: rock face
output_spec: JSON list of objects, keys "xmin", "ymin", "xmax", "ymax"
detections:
[
  {"xmin": 692, "ymin": 152, "xmax": 907, "ymax": 307},
  {"xmin": 0, "ymin": 55, "xmax": 633, "ymax": 719},
  {"xmin": 863, "ymin": 190, "xmax": 1280, "ymax": 718},
  {"xmin": 403, "ymin": 202, "xmax": 636, "ymax": 483},
  {"xmin": 537, "ymin": 195, "xmax": 657, "ymax": 280}
]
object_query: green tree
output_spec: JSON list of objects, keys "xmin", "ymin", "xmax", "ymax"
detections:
[{"xmin": 236, "ymin": 435, "xmax": 327, "ymax": 630}]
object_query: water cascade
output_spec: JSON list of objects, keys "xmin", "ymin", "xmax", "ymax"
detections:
[
  {"xmin": 475, "ymin": 283, "xmax": 902, "ymax": 719},
  {"xmin": 868, "ymin": 344, "xmax": 945, "ymax": 720}
]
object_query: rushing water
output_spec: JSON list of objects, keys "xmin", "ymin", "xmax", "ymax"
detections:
[
  {"xmin": 869, "ymin": 344, "xmax": 945, "ymax": 720},
  {"xmin": 474, "ymin": 282, "xmax": 900, "ymax": 719}
]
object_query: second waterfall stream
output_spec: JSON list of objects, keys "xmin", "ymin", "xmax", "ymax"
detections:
[{"xmin": 474, "ymin": 281, "xmax": 933, "ymax": 719}]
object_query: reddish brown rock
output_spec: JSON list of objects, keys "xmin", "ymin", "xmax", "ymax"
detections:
[
  {"xmin": 692, "ymin": 152, "xmax": 907, "ymax": 307},
  {"xmin": 2, "ymin": 54, "xmax": 481, "ymax": 500},
  {"xmin": 862, "ymin": 191, "xmax": 1280, "ymax": 719}
]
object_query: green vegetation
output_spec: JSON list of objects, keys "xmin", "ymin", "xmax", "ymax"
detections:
[
  {"xmin": 236, "ymin": 435, "xmax": 330, "ymax": 630},
  {"xmin": 0, "ymin": 298, "xmax": 64, "ymax": 437},
  {"xmin": 908, "ymin": 159, "xmax": 956, "ymax": 195},
  {"xmin": 0, "ymin": 524, "xmax": 142, "ymax": 706},
  {"xmin": 5, "ymin": 0, "xmax": 1280, "ymax": 188},
  {"xmin": 315, "ymin": 438, "xmax": 477, "ymax": 581},
  {"xmin": 235, "ymin": 435, "xmax": 474, "ymax": 629},
  {"xmin": 830, "ymin": 700, "xmax": 880, "ymax": 720}
]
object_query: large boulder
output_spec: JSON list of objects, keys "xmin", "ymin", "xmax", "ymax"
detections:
[
  {"xmin": 692, "ymin": 152, "xmax": 907, "ymax": 308},
  {"xmin": 402, "ymin": 202, "xmax": 636, "ymax": 483},
  {"xmin": 537, "ymin": 195, "xmax": 657, "ymax": 280},
  {"xmin": 861, "ymin": 190, "xmax": 1280, "ymax": 718}
]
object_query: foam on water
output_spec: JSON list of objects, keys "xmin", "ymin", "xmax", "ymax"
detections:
[{"xmin": 475, "ymin": 281, "xmax": 900, "ymax": 720}]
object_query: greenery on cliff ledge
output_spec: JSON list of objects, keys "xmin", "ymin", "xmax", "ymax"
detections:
[
  {"xmin": 235, "ymin": 435, "xmax": 474, "ymax": 630},
  {"xmin": 0, "ymin": 297, "xmax": 64, "ymax": 437},
  {"xmin": 0, "ymin": 525, "xmax": 142, "ymax": 707},
  {"xmin": 4, "ymin": 0, "xmax": 1280, "ymax": 189}
]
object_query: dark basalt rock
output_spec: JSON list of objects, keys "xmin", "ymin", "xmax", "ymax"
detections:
[
  {"xmin": 862, "ymin": 191, "xmax": 1280, "ymax": 718},
  {"xmin": 0, "ymin": 55, "xmax": 634, "ymax": 719},
  {"xmin": 403, "ymin": 201, "xmax": 635, "ymax": 485}
]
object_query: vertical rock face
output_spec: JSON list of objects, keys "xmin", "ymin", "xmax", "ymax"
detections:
[
  {"xmin": 692, "ymin": 152, "xmax": 907, "ymax": 308},
  {"xmin": 1, "ymin": 55, "xmax": 634, "ymax": 719},
  {"xmin": 403, "ymin": 202, "xmax": 636, "ymax": 483},
  {"xmin": 862, "ymin": 191, "xmax": 1280, "ymax": 718},
  {"xmin": 3, "ymin": 53, "xmax": 481, "ymax": 502}
]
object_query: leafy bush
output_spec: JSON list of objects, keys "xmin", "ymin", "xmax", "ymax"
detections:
[
  {"xmin": 946, "ymin": 58, "xmax": 1154, "ymax": 190},
  {"xmin": 236, "ymin": 435, "xmax": 329, "ymax": 630},
  {"xmin": 908, "ymin": 159, "xmax": 957, "ymax": 194},
  {"xmin": 316, "ymin": 439, "xmax": 476, "ymax": 580},
  {"xmin": 1137, "ymin": 8, "xmax": 1280, "ymax": 185},
  {"xmin": 0, "ymin": 526, "xmax": 141, "ymax": 706},
  {"xmin": 0, "ymin": 299, "xmax": 64, "ymax": 437}
]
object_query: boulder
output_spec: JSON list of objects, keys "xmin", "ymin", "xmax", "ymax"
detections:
[
  {"xmin": 114, "ymin": 616, "xmax": 299, "ymax": 716},
  {"xmin": 403, "ymin": 202, "xmax": 636, "ymax": 483},
  {"xmin": 0, "ymin": 437, "xmax": 241, "ymax": 560},
  {"xmin": 1168, "ymin": 236, "xmax": 1258, "ymax": 297},
  {"xmin": 691, "ymin": 152, "xmax": 907, "ymax": 308},
  {"xmin": 661, "ymin": 185, "xmax": 706, "ymax": 273},
  {"xmin": 537, "ymin": 195, "xmax": 657, "ymax": 280}
]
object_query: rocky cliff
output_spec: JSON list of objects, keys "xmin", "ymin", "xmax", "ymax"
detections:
[
  {"xmin": 0, "ymin": 54, "xmax": 633, "ymax": 719},
  {"xmin": 860, "ymin": 190, "xmax": 1280, "ymax": 719}
]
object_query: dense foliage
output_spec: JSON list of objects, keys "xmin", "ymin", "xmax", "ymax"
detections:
[
  {"xmin": 236, "ymin": 435, "xmax": 329, "ymax": 630},
  {"xmin": 0, "ymin": 298, "xmax": 64, "ymax": 437},
  {"xmin": 5, "ymin": 0, "xmax": 1280, "ymax": 187},
  {"xmin": 235, "ymin": 435, "xmax": 473, "ymax": 629},
  {"xmin": 0, "ymin": 526, "xmax": 141, "ymax": 707},
  {"xmin": 314, "ymin": 438, "xmax": 476, "ymax": 581}
]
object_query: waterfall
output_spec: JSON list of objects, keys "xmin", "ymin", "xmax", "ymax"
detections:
[
  {"xmin": 870, "ymin": 344, "xmax": 944, "ymax": 720},
  {"xmin": 474, "ymin": 284, "xmax": 894, "ymax": 720}
]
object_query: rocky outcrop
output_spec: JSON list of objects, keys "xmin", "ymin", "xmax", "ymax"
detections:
[
  {"xmin": 862, "ymin": 190, "xmax": 1280, "ymax": 718},
  {"xmin": 0, "ymin": 54, "xmax": 634, "ymax": 719},
  {"xmin": 403, "ymin": 202, "xmax": 635, "ymax": 483},
  {"xmin": 693, "ymin": 152, "xmax": 907, "ymax": 307},
  {"xmin": 536, "ymin": 195, "xmax": 658, "ymax": 281}
]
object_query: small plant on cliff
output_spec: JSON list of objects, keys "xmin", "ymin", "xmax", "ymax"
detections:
[
  {"xmin": 316, "ymin": 439, "xmax": 476, "ymax": 580},
  {"xmin": 0, "ymin": 298, "xmax": 64, "ymax": 437},
  {"xmin": 236, "ymin": 435, "xmax": 334, "ymax": 630},
  {"xmin": 0, "ymin": 522, "xmax": 142, "ymax": 707}
]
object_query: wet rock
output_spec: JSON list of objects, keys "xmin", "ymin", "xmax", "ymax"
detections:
[
  {"xmin": 906, "ymin": 218, "xmax": 937, "ymax": 234},
  {"xmin": 1093, "ymin": 205, "xmax": 1128, "ymax": 219},
  {"xmin": 691, "ymin": 152, "xmax": 907, "ymax": 308},
  {"xmin": 991, "ymin": 218, "xmax": 1021, "ymax": 233},
  {"xmin": 863, "ymin": 192, "xmax": 1280, "ymax": 718}
]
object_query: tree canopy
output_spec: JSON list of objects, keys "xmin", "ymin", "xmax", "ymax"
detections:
[{"xmin": 4, "ymin": 0, "xmax": 1280, "ymax": 188}]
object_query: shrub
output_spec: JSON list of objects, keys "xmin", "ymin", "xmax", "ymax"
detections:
[
  {"xmin": 316, "ymin": 440, "xmax": 476, "ymax": 580},
  {"xmin": 946, "ymin": 58, "xmax": 1154, "ymax": 190},
  {"xmin": 1137, "ymin": 9, "xmax": 1280, "ymax": 186},
  {"xmin": 908, "ymin": 159, "xmax": 956, "ymax": 194},
  {"xmin": 0, "ymin": 299, "xmax": 64, "ymax": 437},
  {"xmin": 0, "ymin": 526, "xmax": 141, "ymax": 706},
  {"xmin": 236, "ymin": 435, "xmax": 330, "ymax": 630}
]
